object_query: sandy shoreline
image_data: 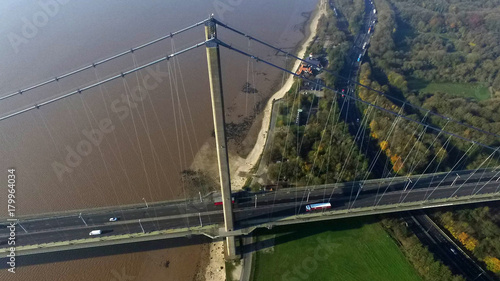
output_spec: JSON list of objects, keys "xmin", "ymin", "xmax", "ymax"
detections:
[
  {"xmin": 195, "ymin": 1, "xmax": 326, "ymax": 280},
  {"xmin": 230, "ymin": 0, "xmax": 327, "ymax": 190}
]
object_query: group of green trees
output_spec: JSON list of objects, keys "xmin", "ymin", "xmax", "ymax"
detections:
[
  {"xmin": 261, "ymin": 5, "xmax": 370, "ymax": 186},
  {"xmin": 434, "ymin": 207, "xmax": 500, "ymax": 276},
  {"xmin": 343, "ymin": 0, "xmax": 500, "ymax": 278},
  {"xmin": 357, "ymin": 62, "xmax": 449, "ymax": 174},
  {"xmin": 381, "ymin": 217, "xmax": 465, "ymax": 281},
  {"xmin": 308, "ymin": 9, "xmax": 344, "ymax": 55},
  {"xmin": 298, "ymin": 0, "xmax": 500, "ymax": 180},
  {"xmin": 355, "ymin": 0, "xmax": 500, "ymax": 173},
  {"xmin": 371, "ymin": 0, "xmax": 500, "ymax": 91},
  {"xmin": 369, "ymin": 0, "xmax": 398, "ymax": 70},
  {"xmin": 335, "ymin": 0, "xmax": 366, "ymax": 34},
  {"xmin": 358, "ymin": 2, "xmax": 500, "ymax": 277},
  {"xmin": 265, "ymin": 85, "xmax": 369, "ymax": 185},
  {"xmin": 406, "ymin": 92, "xmax": 500, "ymax": 169},
  {"xmin": 368, "ymin": 0, "xmax": 500, "ymax": 95},
  {"xmin": 307, "ymin": 9, "xmax": 351, "ymax": 83}
]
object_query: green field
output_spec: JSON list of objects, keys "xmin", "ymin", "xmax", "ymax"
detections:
[
  {"xmin": 251, "ymin": 218, "xmax": 421, "ymax": 281},
  {"xmin": 408, "ymin": 79, "xmax": 490, "ymax": 101}
]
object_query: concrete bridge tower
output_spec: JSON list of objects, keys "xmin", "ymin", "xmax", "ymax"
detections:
[{"xmin": 204, "ymin": 16, "xmax": 237, "ymax": 258}]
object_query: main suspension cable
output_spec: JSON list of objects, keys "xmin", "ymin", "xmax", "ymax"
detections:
[
  {"xmin": 216, "ymin": 39, "xmax": 498, "ymax": 152},
  {"xmin": 0, "ymin": 18, "xmax": 209, "ymax": 102},
  {"xmin": 214, "ymin": 19, "xmax": 500, "ymax": 140},
  {"xmin": 0, "ymin": 41, "xmax": 206, "ymax": 122}
]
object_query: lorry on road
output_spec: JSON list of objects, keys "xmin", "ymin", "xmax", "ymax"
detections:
[
  {"xmin": 89, "ymin": 230, "xmax": 102, "ymax": 236},
  {"xmin": 305, "ymin": 202, "xmax": 332, "ymax": 212}
]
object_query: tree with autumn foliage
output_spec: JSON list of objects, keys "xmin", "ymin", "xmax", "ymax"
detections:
[
  {"xmin": 484, "ymin": 257, "xmax": 500, "ymax": 273},
  {"xmin": 370, "ymin": 0, "xmax": 500, "ymax": 92},
  {"xmin": 357, "ymin": 62, "xmax": 448, "ymax": 175},
  {"xmin": 381, "ymin": 217, "xmax": 465, "ymax": 281},
  {"xmin": 434, "ymin": 206, "xmax": 500, "ymax": 277},
  {"xmin": 266, "ymin": 88, "xmax": 370, "ymax": 186}
]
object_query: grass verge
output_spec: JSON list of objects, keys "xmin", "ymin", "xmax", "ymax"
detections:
[
  {"xmin": 251, "ymin": 217, "xmax": 421, "ymax": 281},
  {"xmin": 408, "ymin": 79, "xmax": 490, "ymax": 101}
]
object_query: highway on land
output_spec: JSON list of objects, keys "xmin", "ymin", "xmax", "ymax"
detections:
[
  {"xmin": 335, "ymin": 0, "xmax": 377, "ymax": 120},
  {"xmin": 0, "ymin": 169, "xmax": 498, "ymax": 249},
  {"xmin": 332, "ymin": 0, "xmax": 389, "ymax": 177},
  {"xmin": 404, "ymin": 211, "xmax": 494, "ymax": 281}
]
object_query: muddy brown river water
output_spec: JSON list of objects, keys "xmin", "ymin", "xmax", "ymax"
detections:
[{"xmin": 0, "ymin": 0, "xmax": 317, "ymax": 280}]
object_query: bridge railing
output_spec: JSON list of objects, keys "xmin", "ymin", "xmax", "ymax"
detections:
[{"xmin": 237, "ymin": 192, "xmax": 500, "ymax": 232}]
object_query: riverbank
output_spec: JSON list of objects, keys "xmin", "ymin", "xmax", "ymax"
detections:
[
  {"xmin": 230, "ymin": 0, "xmax": 327, "ymax": 190},
  {"xmin": 193, "ymin": 1, "xmax": 326, "ymax": 280},
  {"xmin": 190, "ymin": 0, "xmax": 327, "ymax": 191},
  {"xmin": 195, "ymin": 241, "xmax": 226, "ymax": 281},
  {"xmin": 191, "ymin": 0, "xmax": 327, "ymax": 281}
]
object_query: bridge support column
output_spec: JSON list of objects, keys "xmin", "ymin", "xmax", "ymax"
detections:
[{"xmin": 204, "ymin": 16, "xmax": 237, "ymax": 259}]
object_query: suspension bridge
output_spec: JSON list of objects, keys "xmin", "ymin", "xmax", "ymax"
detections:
[{"xmin": 1, "ymin": 16, "xmax": 499, "ymax": 259}]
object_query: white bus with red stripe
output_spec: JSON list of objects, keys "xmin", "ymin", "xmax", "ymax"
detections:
[{"xmin": 305, "ymin": 202, "xmax": 331, "ymax": 212}]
